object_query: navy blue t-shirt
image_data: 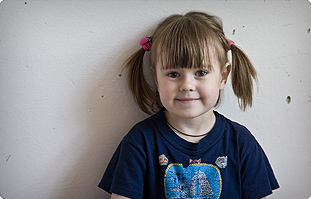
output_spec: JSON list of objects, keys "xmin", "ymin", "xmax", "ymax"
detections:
[{"xmin": 99, "ymin": 109, "xmax": 279, "ymax": 199}]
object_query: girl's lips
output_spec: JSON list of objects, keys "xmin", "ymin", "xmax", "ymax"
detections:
[{"xmin": 177, "ymin": 98, "xmax": 199, "ymax": 103}]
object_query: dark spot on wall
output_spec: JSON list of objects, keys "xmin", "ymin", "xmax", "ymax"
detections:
[
  {"xmin": 6, "ymin": 155, "xmax": 11, "ymax": 162},
  {"xmin": 286, "ymin": 96, "xmax": 291, "ymax": 104},
  {"xmin": 308, "ymin": 28, "xmax": 310, "ymax": 33},
  {"xmin": 233, "ymin": 29, "xmax": 235, "ymax": 35}
]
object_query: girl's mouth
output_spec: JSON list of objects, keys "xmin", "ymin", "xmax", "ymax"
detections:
[{"xmin": 177, "ymin": 98, "xmax": 199, "ymax": 103}]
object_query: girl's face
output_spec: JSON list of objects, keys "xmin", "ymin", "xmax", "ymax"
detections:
[{"xmin": 155, "ymin": 60, "xmax": 230, "ymax": 121}]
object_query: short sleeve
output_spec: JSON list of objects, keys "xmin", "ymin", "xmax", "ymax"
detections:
[
  {"xmin": 240, "ymin": 140, "xmax": 279, "ymax": 199},
  {"xmin": 98, "ymin": 138, "xmax": 147, "ymax": 199}
]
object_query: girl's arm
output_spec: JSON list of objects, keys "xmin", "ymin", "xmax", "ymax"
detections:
[{"xmin": 111, "ymin": 193, "xmax": 131, "ymax": 199}]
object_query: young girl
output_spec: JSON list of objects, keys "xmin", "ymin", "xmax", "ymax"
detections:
[{"xmin": 98, "ymin": 11, "xmax": 279, "ymax": 199}]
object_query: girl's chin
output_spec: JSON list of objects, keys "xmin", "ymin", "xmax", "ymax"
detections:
[{"xmin": 165, "ymin": 108, "xmax": 214, "ymax": 120}]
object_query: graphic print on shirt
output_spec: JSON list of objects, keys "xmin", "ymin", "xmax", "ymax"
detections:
[
  {"xmin": 159, "ymin": 154, "xmax": 169, "ymax": 166},
  {"xmin": 164, "ymin": 163, "xmax": 222, "ymax": 199},
  {"xmin": 215, "ymin": 156, "xmax": 227, "ymax": 169}
]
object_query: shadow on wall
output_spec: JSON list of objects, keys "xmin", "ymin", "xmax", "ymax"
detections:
[{"xmin": 55, "ymin": 41, "xmax": 149, "ymax": 198}]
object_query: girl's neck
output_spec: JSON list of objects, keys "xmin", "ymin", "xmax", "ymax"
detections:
[{"xmin": 164, "ymin": 110, "xmax": 216, "ymax": 143}]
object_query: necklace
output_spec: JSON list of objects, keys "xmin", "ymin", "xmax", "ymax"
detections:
[{"xmin": 166, "ymin": 120, "xmax": 210, "ymax": 137}]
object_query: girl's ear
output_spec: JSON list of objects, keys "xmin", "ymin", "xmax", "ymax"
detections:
[{"xmin": 220, "ymin": 62, "xmax": 231, "ymax": 90}]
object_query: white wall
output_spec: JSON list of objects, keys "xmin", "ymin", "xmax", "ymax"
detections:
[{"xmin": 0, "ymin": 1, "xmax": 310, "ymax": 198}]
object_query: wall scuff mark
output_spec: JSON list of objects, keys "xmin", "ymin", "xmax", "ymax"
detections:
[
  {"xmin": 5, "ymin": 155, "xmax": 11, "ymax": 162},
  {"xmin": 286, "ymin": 96, "xmax": 291, "ymax": 104}
]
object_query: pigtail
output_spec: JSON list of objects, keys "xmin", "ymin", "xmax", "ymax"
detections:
[
  {"xmin": 126, "ymin": 48, "xmax": 160, "ymax": 115},
  {"xmin": 230, "ymin": 44, "xmax": 258, "ymax": 110}
]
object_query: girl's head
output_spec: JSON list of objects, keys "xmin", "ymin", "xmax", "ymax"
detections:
[
  {"xmin": 150, "ymin": 12, "xmax": 228, "ymax": 73},
  {"xmin": 127, "ymin": 11, "xmax": 257, "ymax": 115}
]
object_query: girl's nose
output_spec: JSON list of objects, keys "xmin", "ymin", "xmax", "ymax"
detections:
[{"xmin": 179, "ymin": 77, "xmax": 195, "ymax": 92}]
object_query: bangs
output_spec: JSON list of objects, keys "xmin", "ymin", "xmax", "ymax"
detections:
[{"xmin": 151, "ymin": 15, "xmax": 225, "ymax": 71}]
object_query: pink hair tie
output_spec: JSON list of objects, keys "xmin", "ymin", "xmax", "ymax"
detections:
[
  {"xmin": 227, "ymin": 39, "xmax": 235, "ymax": 51},
  {"xmin": 140, "ymin": 36, "xmax": 152, "ymax": 51}
]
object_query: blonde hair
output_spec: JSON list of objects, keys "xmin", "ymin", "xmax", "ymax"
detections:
[{"xmin": 126, "ymin": 11, "xmax": 257, "ymax": 115}]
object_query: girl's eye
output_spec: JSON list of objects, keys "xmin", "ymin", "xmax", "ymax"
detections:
[
  {"xmin": 195, "ymin": 70, "xmax": 208, "ymax": 77},
  {"xmin": 167, "ymin": 72, "xmax": 180, "ymax": 78}
]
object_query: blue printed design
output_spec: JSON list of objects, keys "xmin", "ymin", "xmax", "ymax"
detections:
[{"xmin": 164, "ymin": 163, "xmax": 221, "ymax": 199}]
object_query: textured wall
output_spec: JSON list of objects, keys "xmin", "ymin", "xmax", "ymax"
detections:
[{"xmin": 0, "ymin": 1, "xmax": 310, "ymax": 198}]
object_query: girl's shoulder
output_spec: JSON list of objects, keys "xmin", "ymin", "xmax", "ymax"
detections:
[
  {"xmin": 215, "ymin": 111, "xmax": 258, "ymax": 145},
  {"xmin": 122, "ymin": 110, "xmax": 164, "ymax": 143}
]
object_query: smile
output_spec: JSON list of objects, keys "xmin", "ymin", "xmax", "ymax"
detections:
[{"xmin": 176, "ymin": 98, "xmax": 200, "ymax": 103}]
